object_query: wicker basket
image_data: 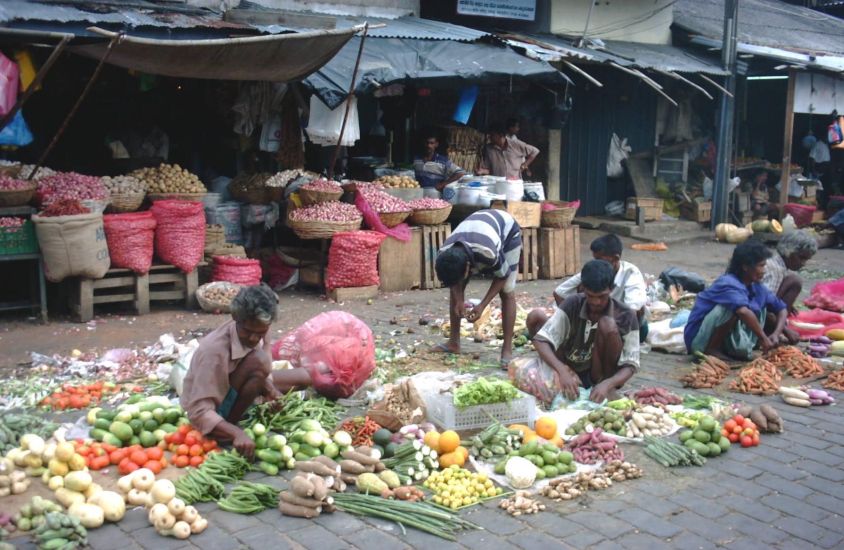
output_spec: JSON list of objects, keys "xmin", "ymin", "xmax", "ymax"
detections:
[
  {"xmin": 147, "ymin": 192, "xmax": 207, "ymax": 203},
  {"xmin": 196, "ymin": 281, "xmax": 242, "ymax": 313},
  {"xmin": 409, "ymin": 205, "xmax": 452, "ymax": 226},
  {"xmin": 0, "ymin": 165, "xmax": 21, "ymax": 177},
  {"xmin": 541, "ymin": 201, "xmax": 578, "ymax": 228},
  {"xmin": 107, "ymin": 192, "xmax": 146, "ymax": 213},
  {"xmin": 299, "ymin": 187, "xmax": 343, "ymax": 206},
  {"xmin": 289, "ymin": 217, "xmax": 362, "ymax": 239},
  {"xmin": 378, "ymin": 210, "xmax": 411, "ymax": 228},
  {"xmin": 0, "ymin": 185, "xmax": 36, "ymax": 207}
]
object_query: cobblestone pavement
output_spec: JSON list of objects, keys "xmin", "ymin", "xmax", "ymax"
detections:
[{"xmin": 4, "ymin": 233, "xmax": 844, "ymax": 549}]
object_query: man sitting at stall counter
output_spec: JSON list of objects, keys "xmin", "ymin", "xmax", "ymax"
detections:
[
  {"xmin": 478, "ymin": 124, "xmax": 539, "ymax": 179},
  {"xmin": 413, "ymin": 133, "xmax": 465, "ymax": 194},
  {"xmin": 433, "ymin": 209, "xmax": 522, "ymax": 368},
  {"xmin": 554, "ymin": 234, "xmax": 649, "ymax": 342},
  {"xmin": 180, "ymin": 285, "xmax": 312, "ymax": 459},
  {"xmin": 521, "ymin": 260, "xmax": 639, "ymax": 403}
]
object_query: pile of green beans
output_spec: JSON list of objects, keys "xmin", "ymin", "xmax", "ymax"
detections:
[
  {"xmin": 244, "ymin": 392, "xmax": 345, "ymax": 433},
  {"xmin": 217, "ymin": 482, "xmax": 279, "ymax": 514},
  {"xmin": 174, "ymin": 450, "xmax": 251, "ymax": 504}
]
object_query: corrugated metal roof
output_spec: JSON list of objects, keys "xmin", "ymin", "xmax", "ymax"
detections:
[
  {"xmin": 505, "ymin": 33, "xmax": 727, "ymax": 75},
  {"xmin": 674, "ymin": 0, "xmax": 844, "ymax": 57},
  {"xmin": 0, "ymin": 0, "xmax": 251, "ymax": 31},
  {"xmin": 334, "ymin": 16, "xmax": 490, "ymax": 42}
]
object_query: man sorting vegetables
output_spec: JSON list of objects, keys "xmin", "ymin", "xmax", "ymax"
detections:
[
  {"xmin": 181, "ymin": 285, "xmax": 311, "ymax": 459},
  {"xmin": 514, "ymin": 260, "xmax": 639, "ymax": 404},
  {"xmin": 433, "ymin": 209, "xmax": 522, "ymax": 367}
]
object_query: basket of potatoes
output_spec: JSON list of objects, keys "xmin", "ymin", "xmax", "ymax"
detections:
[
  {"xmin": 134, "ymin": 163, "xmax": 207, "ymax": 202},
  {"xmin": 196, "ymin": 281, "xmax": 242, "ymax": 313}
]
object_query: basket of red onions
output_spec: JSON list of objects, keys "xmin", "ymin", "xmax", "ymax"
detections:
[
  {"xmin": 0, "ymin": 176, "xmax": 36, "ymax": 207},
  {"xmin": 288, "ymin": 201, "xmax": 363, "ymax": 239},
  {"xmin": 299, "ymin": 178, "xmax": 344, "ymax": 206},
  {"xmin": 407, "ymin": 198, "xmax": 453, "ymax": 225},
  {"xmin": 357, "ymin": 182, "xmax": 412, "ymax": 228}
]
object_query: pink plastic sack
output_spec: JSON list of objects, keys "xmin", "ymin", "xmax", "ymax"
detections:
[
  {"xmin": 103, "ymin": 212, "xmax": 157, "ymax": 274},
  {"xmin": 0, "ymin": 53, "xmax": 19, "ymax": 116},
  {"xmin": 804, "ymin": 278, "xmax": 844, "ymax": 313},
  {"xmin": 212, "ymin": 256, "xmax": 262, "ymax": 285},
  {"xmin": 789, "ymin": 309, "xmax": 844, "ymax": 339},
  {"xmin": 150, "ymin": 200, "xmax": 205, "ymax": 273},
  {"xmin": 325, "ymin": 230, "xmax": 386, "ymax": 292},
  {"xmin": 271, "ymin": 311, "xmax": 376, "ymax": 398},
  {"xmin": 354, "ymin": 191, "xmax": 412, "ymax": 241}
]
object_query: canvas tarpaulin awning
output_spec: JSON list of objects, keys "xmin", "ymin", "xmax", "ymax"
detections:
[
  {"xmin": 304, "ymin": 36, "xmax": 570, "ymax": 109},
  {"xmin": 69, "ymin": 26, "xmax": 361, "ymax": 81}
]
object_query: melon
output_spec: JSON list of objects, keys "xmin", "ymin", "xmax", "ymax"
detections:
[
  {"xmin": 715, "ymin": 223, "xmax": 738, "ymax": 242},
  {"xmin": 770, "ymin": 219, "xmax": 783, "ymax": 234},
  {"xmin": 751, "ymin": 220, "xmax": 772, "ymax": 233}
]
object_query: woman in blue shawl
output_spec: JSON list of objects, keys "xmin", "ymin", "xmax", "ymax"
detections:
[{"xmin": 685, "ymin": 240, "xmax": 790, "ymax": 360}]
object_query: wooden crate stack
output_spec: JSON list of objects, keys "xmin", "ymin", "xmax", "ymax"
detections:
[
  {"xmin": 421, "ymin": 224, "xmax": 452, "ymax": 289},
  {"xmin": 444, "ymin": 126, "xmax": 485, "ymax": 173},
  {"xmin": 518, "ymin": 228, "xmax": 539, "ymax": 282},
  {"xmin": 538, "ymin": 226, "xmax": 581, "ymax": 280}
]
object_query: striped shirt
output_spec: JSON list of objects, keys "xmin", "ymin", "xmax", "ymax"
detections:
[
  {"xmin": 413, "ymin": 153, "xmax": 465, "ymax": 189},
  {"xmin": 440, "ymin": 210, "xmax": 522, "ymax": 278}
]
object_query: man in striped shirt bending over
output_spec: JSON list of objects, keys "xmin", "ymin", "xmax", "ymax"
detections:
[{"xmin": 434, "ymin": 209, "xmax": 522, "ymax": 367}]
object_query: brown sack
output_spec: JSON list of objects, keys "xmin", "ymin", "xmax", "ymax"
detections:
[
  {"xmin": 368, "ymin": 379, "xmax": 427, "ymax": 430},
  {"xmin": 33, "ymin": 212, "xmax": 110, "ymax": 282}
]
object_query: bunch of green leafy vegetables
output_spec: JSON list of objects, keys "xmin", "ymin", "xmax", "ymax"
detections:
[{"xmin": 453, "ymin": 377, "xmax": 519, "ymax": 408}]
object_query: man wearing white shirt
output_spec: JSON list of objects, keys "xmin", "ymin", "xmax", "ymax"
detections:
[{"xmin": 528, "ymin": 234, "xmax": 649, "ymax": 342}]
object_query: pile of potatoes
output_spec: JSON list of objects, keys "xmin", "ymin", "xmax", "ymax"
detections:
[
  {"xmin": 375, "ymin": 175, "xmax": 419, "ymax": 189},
  {"xmin": 132, "ymin": 164, "xmax": 205, "ymax": 194}
]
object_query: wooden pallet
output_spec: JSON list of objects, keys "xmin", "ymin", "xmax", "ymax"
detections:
[
  {"xmin": 148, "ymin": 264, "xmax": 199, "ymax": 309},
  {"xmin": 420, "ymin": 224, "xmax": 452, "ymax": 290},
  {"xmin": 329, "ymin": 285, "xmax": 378, "ymax": 302},
  {"xmin": 378, "ymin": 228, "xmax": 422, "ymax": 292},
  {"xmin": 538, "ymin": 226, "xmax": 581, "ymax": 280},
  {"xmin": 518, "ymin": 227, "xmax": 539, "ymax": 282},
  {"xmin": 70, "ymin": 269, "xmax": 150, "ymax": 323}
]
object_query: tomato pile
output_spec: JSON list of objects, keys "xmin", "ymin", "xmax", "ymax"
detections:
[
  {"xmin": 722, "ymin": 414, "xmax": 760, "ymax": 447},
  {"xmin": 40, "ymin": 382, "xmax": 139, "ymax": 411},
  {"xmin": 72, "ymin": 440, "xmax": 166, "ymax": 474},
  {"xmin": 163, "ymin": 424, "xmax": 219, "ymax": 468}
]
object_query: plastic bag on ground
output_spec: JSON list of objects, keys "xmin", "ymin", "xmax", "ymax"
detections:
[
  {"xmin": 804, "ymin": 278, "xmax": 844, "ymax": 313},
  {"xmin": 271, "ymin": 311, "xmax": 375, "ymax": 399},
  {"xmin": 788, "ymin": 309, "xmax": 844, "ymax": 338}
]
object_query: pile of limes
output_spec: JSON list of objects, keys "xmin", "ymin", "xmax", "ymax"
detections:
[{"xmin": 423, "ymin": 465, "xmax": 503, "ymax": 509}]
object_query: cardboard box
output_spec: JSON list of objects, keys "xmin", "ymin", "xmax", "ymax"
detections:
[{"xmin": 490, "ymin": 200, "xmax": 541, "ymax": 228}]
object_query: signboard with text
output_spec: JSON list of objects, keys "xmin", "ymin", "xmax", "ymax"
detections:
[{"xmin": 457, "ymin": 0, "xmax": 536, "ymax": 21}]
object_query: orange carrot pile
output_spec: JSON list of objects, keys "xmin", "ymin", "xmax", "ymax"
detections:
[
  {"xmin": 730, "ymin": 357, "xmax": 782, "ymax": 395},
  {"xmin": 339, "ymin": 416, "xmax": 382, "ymax": 446},
  {"xmin": 631, "ymin": 242, "xmax": 668, "ymax": 251},
  {"xmin": 680, "ymin": 353, "xmax": 730, "ymax": 389},
  {"xmin": 764, "ymin": 346, "xmax": 825, "ymax": 378},
  {"xmin": 823, "ymin": 370, "xmax": 844, "ymax": 391}
]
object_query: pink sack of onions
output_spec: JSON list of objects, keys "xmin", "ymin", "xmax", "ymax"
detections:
[
  {"xmin": 326, "ymin": 230, "xmax": 386, "ymax": 292},
  {"xmin": 36, "ymin": 172, "xmax": 108, "ymax": 206},
  {"xmin": 212, "ymin": 256, "xmax": 262, "ymax": 285},
  {"xmin": 357, "ymin": 183, "xmax": 410, "ymax": 213},
  {"xmin": 407, "ymin": 198, "xmax": 450, "ymax": 210},
  {"xmin": 0, "ymin": 176, "xmax": 33, "ymax": 191},
  {"xmin": 289, "ymin": 201, "xmax": 361, "ymax": 222},
  {"xmin": 150, "ymin": 200, "xmax": 205, "ymax": 273},
  {"xmin": 103, "ymin": 212, "xmax": 157, "ymax": 274},
  {"xmin": 301, "ymin": 178, "xmax": 342, "ymax": 192}
]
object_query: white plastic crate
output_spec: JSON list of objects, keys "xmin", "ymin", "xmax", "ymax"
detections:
[{"xmin": 424, "ymin": 390, "xmax": 537, "ymax": 431}]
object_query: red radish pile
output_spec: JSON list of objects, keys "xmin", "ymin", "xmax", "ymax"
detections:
[
  {"xmin": 407, "ymin": 198, "xmax": 450, "ymax": 210},
  {"xmin": 36, "ymin": 172, "xmax": 108, "ymax": 205},
  {"xmin": 0, "ymin": 176, "xmax": 33, "ymax": 190},
  {"xmin": 301, "ymin": 178, "xmax": 342, "ymax": 192},
  {"xmin": 289, "ymin": 201, "xmax": 361, "ymax": 222},
  {"xmin": 357, "ymin": 183, "xmax": 410, "ymax": 213},
  {"xmin": 40, "ymin": 199, "xmax": 90, "ymax": 217},
  {"xmin": 0, "ymin": 216, "xmax": 24, "ymax": 228},
  {"xmin": 565, "ymin": 428, "xmax": 624, "ymax": 464},
  {"xmin": 632, "ymin": 387, "xmax": 682, "ymax": 406}
]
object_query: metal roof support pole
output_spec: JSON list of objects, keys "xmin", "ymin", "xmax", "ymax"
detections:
[
  {"xmin": 0, "ymin": 35, "xmax": 72, "ymax": 133},
  {"xmin": 29, "ymin": 33, "xmax": 121, "ymax": 180},
  {"xmin": 328, "ymin": 23, "xmax": 369, "ymax": 180},
  {"xmin": 778, "ymin": 69, "xmax": 797, "ymax": 216},
  {"xmin": 711, "ymin": 0, "xmax": 739, "ymax": 227}
]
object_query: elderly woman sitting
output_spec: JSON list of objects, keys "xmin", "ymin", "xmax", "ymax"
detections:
[
  {"xmin": 761, "ymin": 230, "xmax": 817, "ymax": 316},
  {"xmin": 180, "ymin": 285, "xmax": 310, "ymax": 459}
]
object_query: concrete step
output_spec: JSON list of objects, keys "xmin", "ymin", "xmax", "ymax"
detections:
[{"xmin": 574, "ymin": 216, "xmax": 712, "ymax": 243}]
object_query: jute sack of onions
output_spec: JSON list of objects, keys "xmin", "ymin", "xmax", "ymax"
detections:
[{"xmin": 33, "ymin": 212, "xmax": 110, "ymax": 282}]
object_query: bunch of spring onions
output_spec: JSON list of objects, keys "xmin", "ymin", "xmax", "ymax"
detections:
[
  {"xmin": 332, "ymin": 493, "xmax": 479, "ymax": 541},
  {"xmin": 381, "ymin": 440, "xmax": 438, "ymax": 484}
]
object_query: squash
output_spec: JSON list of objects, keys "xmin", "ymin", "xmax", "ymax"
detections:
[
  {"xmin": 825, "ymin": 329, "xmax": 844, "ymax": 341},
  {"xmin": 64, "ymin": 471, "xmax": 93, "ymax": 493},
  {"xmin": 770, "ymin": 219, "xmax": 783, "ymax": 234},
  {"xmin": 726, "ymin": 228, "xmax": 753, "ymax": 244},
  {"xmin": 89, "ymin": 491, "xmax": 126, "ymax": 522},
  {"xmin": 68, "ymin": 502, "xmax": 104, "ymax": 529},
  {"xmin": 751, "ymin": 219, "xmax": 772, "ymax": 233},
  {"xmin": 715, "ymin": 223, "xmax": 738, "ymax": 242}
]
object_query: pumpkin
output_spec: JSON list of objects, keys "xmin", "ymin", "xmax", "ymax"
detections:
[
  {"xmin": 726, "ymin": 228, "xmax": 752, "ymax": 244},
  {"xmin": 770, "ymin": 219, "xmax": 783, "ymax": 234},
  {"xmin": 534, "ymin": 417, "xmax": 558, "ymax": 440},
  {"xmin": 715, "ymin": 223, "xmax": 738, "ymax": 242}
]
